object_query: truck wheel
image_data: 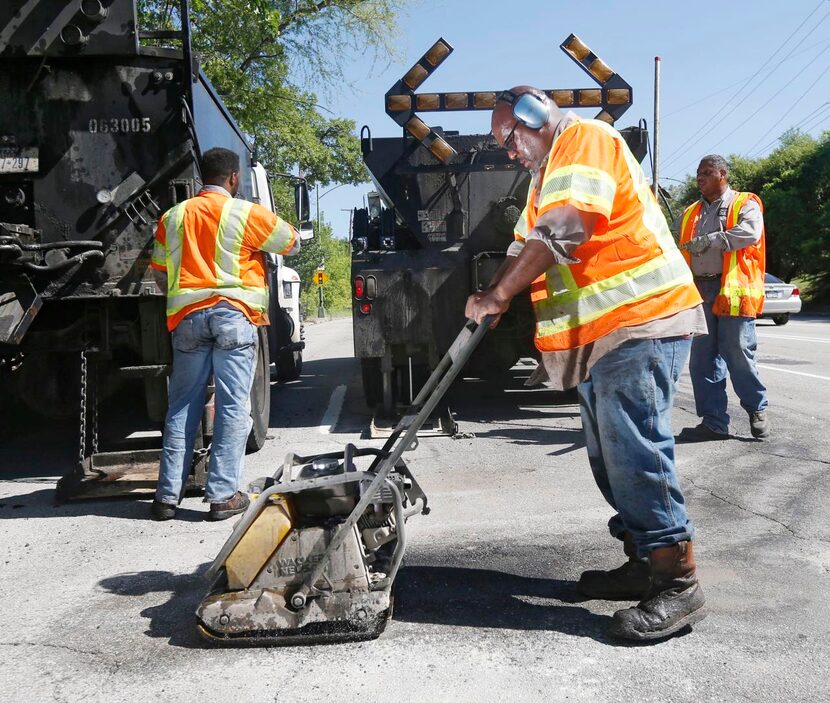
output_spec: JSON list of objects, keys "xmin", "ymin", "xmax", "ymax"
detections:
[
  {"xmin": 361, "ymin": 358, "xmax": 382, "ymax": 408},
  {"xmin": 773, "ymin": 314, "xmax": 789, "ymax": 326},
  {"xmin": 246, "ymin": 327, "xmax": 271, "ymax": 453},
  {"xmin": 277, "ymin": 348, "xmax": 303, "ymax": 382}
]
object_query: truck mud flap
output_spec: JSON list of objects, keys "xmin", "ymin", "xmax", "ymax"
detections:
[
  {"xmin": 369, "ymin": 403, "xmax": 457, "ymax": 439},
  {"xmin": 56, "ymin": 448, "xmax": 207, "ymax": 501}
]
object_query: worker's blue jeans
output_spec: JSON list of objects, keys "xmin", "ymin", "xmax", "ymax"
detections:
[
  {"xmin": 156, "ymin": 303, "xmax": 257, "ymax": 505},
  {"xmin": 689, "ymin": 278, "xmax": 768, "ymax": 434},
  {"xmin": 578, "ymin": 336, "xmax": 695, "ymax": 558}
]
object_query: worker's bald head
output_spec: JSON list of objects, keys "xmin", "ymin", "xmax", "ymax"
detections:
[{"xmin": 492, "ymin": 85, "xmax": 561, "ymax": 172}]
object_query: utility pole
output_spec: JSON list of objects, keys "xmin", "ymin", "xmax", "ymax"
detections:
[
  {"xmin": 315, "ymin": 266, "xmax": 327, "ymax": 319},
  {"xmin": 652, "ymin": 56, "xmax": 661, "ymax": 197}
]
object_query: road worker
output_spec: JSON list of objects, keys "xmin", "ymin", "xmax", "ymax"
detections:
[
  {"xmin": 466, "ymin": 86, "xmax": 708, "ymax": 641},
  {"xmin": 150, "ymin": 147, "xmax": 299, "ymax": 521},
  {"xmin": 677, "ymin": 155, "xmax": 769, "ymax": 441}
]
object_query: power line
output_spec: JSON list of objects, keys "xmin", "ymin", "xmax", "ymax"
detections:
[
  {"xmin": 663, "ymin": 11, "xmax": 830, "ymax": 173},
  {"xmin": 662, "ymin": 36, "xmax": 830, "ymax": 119},
  {"xmin": 698, "ymin": 47, "xmax": 830, "ymax": 156},
  {"xmin": 748, "ymin": 101, "xmax": 830, "ymax": 157},
  {"xmin": 802, "ymin": 109, "xmax": 830, "ymax": 134},
  {"xmin": 661, "ymin": 1, "xmax": 830, "ymax": 168},
  {"xmin": 665, "ymin": 28, "xmax": 830, "ymax": 176}
]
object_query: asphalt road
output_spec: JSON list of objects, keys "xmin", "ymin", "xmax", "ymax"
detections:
[{"xmin": 1, "ymin": 314, "xmax": 828, "ymax": 702}]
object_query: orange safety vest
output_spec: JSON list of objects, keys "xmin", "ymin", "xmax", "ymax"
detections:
[
  {"xmin": 678, "ymin": 192, "xmax": 765, "ymax": 317},
  {"xmin": 514, "ymin": 119, "xmax": 701, "ymax": 352},
  {"xmin": 151, "ymin": 190, "xmax": 297, "ymax": 331}
]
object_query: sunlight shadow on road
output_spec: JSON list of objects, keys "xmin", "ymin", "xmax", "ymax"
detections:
[
  {"xmin": 470, "ymin": 426, "xmax": 585, "ymax": 456},
  {"xmin": 394, "ymin": 564, "xmax": 613, "ymax": 643},
  {"xmin": 98, "ymin": 565, "xmax": 211, "ymax": 649}
]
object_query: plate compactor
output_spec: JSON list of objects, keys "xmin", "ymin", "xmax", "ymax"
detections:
[{"xmin": 196, "ymin": 318, "xmax": 490, "ymax": 646}]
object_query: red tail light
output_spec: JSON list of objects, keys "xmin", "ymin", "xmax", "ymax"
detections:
[
  {"xmin": 792, "ymin": 287, "xmax": 800, "ymax": 296},
  {"xmin": 354, "ymin": 276, "xmax": 365, "ymax": 299},
  {"xmin": 359, "ymin": 302, "xmax": 372, "ymax": 315}
]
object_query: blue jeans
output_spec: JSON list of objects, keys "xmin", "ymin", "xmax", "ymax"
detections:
[
  {"xmin": 689, "ymin": 279, "xmax": 768, "ymax": 434},
  {"xmin": 578, "ymin": 337, "xmax": 694, "ymax": 557},
  {"xmin": 156, "ymin": 303, "xmax": 257, "ymax": 505}
]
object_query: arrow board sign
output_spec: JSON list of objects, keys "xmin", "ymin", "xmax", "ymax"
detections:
[{"xmin": 384, "ymin": 34, "xmax": 633, "ymax": 164}]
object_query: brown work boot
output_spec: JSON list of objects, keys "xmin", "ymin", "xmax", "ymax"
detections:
[
  {"xmin": 577, "ymin": 533, "xmax": 650, "ymax": 601},
  {"xmin": 610, "ymin": 541, "xmax": 707, "ymax": 641},
  {"xmin": 208, "ymin": 491, "xmax": 250, "ymax": 521}
]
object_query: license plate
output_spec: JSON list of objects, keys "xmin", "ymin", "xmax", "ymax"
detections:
[
  {"xmin": 0, "ymin": 147, "xmax": 39, "ymax": 173},
  {"xmin": 766, "ymin": 290, "xmax": 781, "ymax": 299}
]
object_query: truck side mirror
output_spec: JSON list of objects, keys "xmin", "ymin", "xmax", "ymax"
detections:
[
  {"xmin": 297, "ymin": 221, "xmax": 314, "ymax": 240},
  {"xmin": 294, "ymin": 181, "xmax": 311, "ymax": 222}
]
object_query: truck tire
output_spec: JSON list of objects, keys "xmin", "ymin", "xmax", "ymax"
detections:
[
  {"xmin": 278, "ymin": 348, "xmax": 303, "ymax": 382},
  {"xmin": 246, "ymin": 327, "xmax": 271, "ymax": 453},
  {"xmin": 361, "ymin": 358, "xmax": 382, "ymax": 408},
  {"xmin": 773, "ymin": 313, "xmax": 789, "ymax": 326},
  {"xmin": 267, "ymin": 307, "xmax": 302, "ymax": 382}
]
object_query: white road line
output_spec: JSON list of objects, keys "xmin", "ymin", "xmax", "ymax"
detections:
[
  {"xmin": 757, "ymin": 334, "xmax": 830, "ymax": 344},
  {"xmin": 757, "ymin": 364, "xmax": 830, "ymax": 381},
  {"xmin": 318, "ymin": 384, "xmax": 347, "ymax": 434}
]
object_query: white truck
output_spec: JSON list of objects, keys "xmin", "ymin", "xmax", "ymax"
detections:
[{"xmin": 252, "ymin": 163, "xmax": 306, "ymax": 382}]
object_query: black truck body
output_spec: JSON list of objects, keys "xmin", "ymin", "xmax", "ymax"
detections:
[
  {"xmin": 350, "ymin": 37, "xmax": 647, "ymax": 416},
  {"xmin": 352, "ymin": 131, "xmax": 536, "ymax": 413},
  {"xmin": 0, "ymin": 0, "xmax": 301, "ymax": 496}
]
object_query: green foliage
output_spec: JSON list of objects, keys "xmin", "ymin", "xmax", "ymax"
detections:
[
  {"xmin": 666, "ymin": 130, "xmax": 830, "ymax": 302},
  {"xmin": 295, "ymin": 220, "xmax": 353, "ymax": 317},
  {"xmin": 137, "ymin": 1, "xmax": 404, "ymax": 206}
]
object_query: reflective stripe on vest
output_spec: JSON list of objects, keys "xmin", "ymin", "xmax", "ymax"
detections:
[
  {"xmin": 263, "ymin": 217, "xmax": 296, "ymax": 253},
  {"xmin": 163, "ymin": 201, "xmax": 188, "ymax": 294},
  {"xmin": 523, "ymin": 119, "xmax": 696, "ymax": 350},
  {"xmin": 538, "ymin": 163, "xmax": 617, "ymax": 215},
  {"xmin": 214, "ymin": 198, "xmax": 254, "ymax": 288},
  {"xmin": 167, "ymin": 285, "xmax": 269, "ymax": 318},
  {"xmin": 678, "ymin": 192, "xmax": 765, "ymax": 317}
]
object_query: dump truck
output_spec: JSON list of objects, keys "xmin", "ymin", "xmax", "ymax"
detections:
[
  {"xmin": 350, "ymin": 36, "xmax": 648, "ymax": 423},
  {"xmin": 0, "ymin": 0, "xmax": 312, "ymax": 497}
]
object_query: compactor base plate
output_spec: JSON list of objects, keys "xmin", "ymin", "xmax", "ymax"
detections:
[{"xmin": 197, "ymin": 611, "xmax": 391, "ymax": 647}]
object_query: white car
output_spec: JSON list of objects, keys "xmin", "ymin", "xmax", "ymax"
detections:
[{"xmin": 761, "ymin": 273, "xmax": 801, "ymax": 325}]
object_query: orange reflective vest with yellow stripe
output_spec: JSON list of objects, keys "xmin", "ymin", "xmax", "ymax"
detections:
[
  {"xmin": 151, "ymin": 190, "xmax": 297, "ymax": 331},
  {"xmin": 678, "ymin": 192, "xmax": 765, "ymax": 317},
  {"xmin": 514, "ymin": 119, "xmax": 701, "ymax": 352}
]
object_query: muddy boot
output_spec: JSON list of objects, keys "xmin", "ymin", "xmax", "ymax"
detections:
[
  {"xmin": 610, "ymin": 541, "xmax": 707, "ymax": 641},
  {"xmin": 577, "ymin": 533, "xmax": 650, "ymax": 601}
]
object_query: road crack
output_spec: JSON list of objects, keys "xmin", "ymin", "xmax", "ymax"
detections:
[
  {"xmin": 758, "ymin": 450, "xmax": 830, "ymax": 467},
  {"xmin": 0, "ymin": 640, "xmax": 114, "ymax": 659},
  {"xmin": 686, "ymin": 478, "xmax": 830, "ymax": 544}
]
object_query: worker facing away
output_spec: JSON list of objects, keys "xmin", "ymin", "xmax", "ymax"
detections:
[
  {"xmin": 466, "ymin": 86, "xmax": 708, "ymax": 641},
  {"xmin": 150, "ymin": 147, "xmax": 299, "ymax": 521},
  {"xmin": 677, "ymin": 155, "xmax": 769, "ymax": 441}
]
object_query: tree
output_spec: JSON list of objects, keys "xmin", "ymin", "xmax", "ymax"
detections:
[{"xmin": 137, "ymin": 1, "xmax": 404, "ymax": 208}]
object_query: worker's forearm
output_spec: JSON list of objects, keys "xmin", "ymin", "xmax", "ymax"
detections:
[
  {"xmin": 488, "ymin": 254, "xmax": 520, "ymax": 289},
  {"xmin": 491, "ymin": 240, "xmax": 557, "ymax": 303}
]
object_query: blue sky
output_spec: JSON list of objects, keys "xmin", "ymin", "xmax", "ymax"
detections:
[{"xmin": 309, "ymin": 0, "xmax": 830, "ymax": 238}]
